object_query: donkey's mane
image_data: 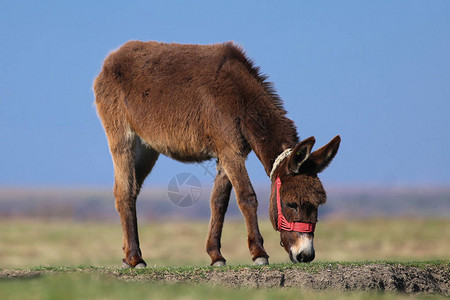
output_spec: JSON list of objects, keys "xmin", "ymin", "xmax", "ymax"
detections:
[
  {"xmin": 221, "ymin": 42, "xmax": 299, "ymax": 147},
  {"xmin": 222, "ymin": 42, "xmax": 286, "ymax": 113}
]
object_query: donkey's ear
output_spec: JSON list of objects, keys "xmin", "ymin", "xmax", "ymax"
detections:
[
  {"xmin": 303, "ymin": 135, "xmax": 341, "ymax": 174},
  {"xmin": 288, "ymin": 137, "xmax": 316, "ymax": 174}
]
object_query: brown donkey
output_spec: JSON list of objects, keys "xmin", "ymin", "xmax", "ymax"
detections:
[{"xmin": 94, "ymin": 41, "xmax": 340, "ymax": 268}]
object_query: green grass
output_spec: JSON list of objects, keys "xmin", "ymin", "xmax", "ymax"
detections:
[
  {"xmin": 0, "ymin": 219, "xmax": 448, "ymax": 299},
  {"xmin": 116, "ymin": 260, "xmax": 450, "ymax": 277},
  {"xmin": 21, "ymin": 260, "xmax": 448, "ymax": 275},
  {"xmin": 0, "ymin": 272, "xmax": 447, "ymax": 300}
]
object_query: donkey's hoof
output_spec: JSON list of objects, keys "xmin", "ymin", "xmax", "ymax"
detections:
[
  {"xmin": 122, "ymin": 261, "xmax": 147, "ymax": 269},
  {"xmin": 135, "ymin": 262, "xmax": 147, "ymax": 269},
  {"xmin": 253, "ymin": 257, "xmax": 269, "ymax": 266},
  {"xmin": 122, "ymin": 261, "xmax": 131, "ymax": 269},
  {"xmin": 211, "ymin": 260, "xmax": 226, "ymax": 267}
]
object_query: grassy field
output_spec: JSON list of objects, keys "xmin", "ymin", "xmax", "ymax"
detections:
[
  {"xmin": 0, "ymin": 218, "xmax": 448, "ymax": 299},
  {"xmin": 0, "ymin": 218, "xmax": 448, "ymax": 268}
]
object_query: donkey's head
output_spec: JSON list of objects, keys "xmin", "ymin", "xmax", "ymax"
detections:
[{"xmin": 269, "ymin": 135, "xmax": 340, "ymax": 263}]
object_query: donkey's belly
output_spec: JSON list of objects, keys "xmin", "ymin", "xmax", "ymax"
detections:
[
  {"xmin": 137, "ymin": 130, "xmax": 216, "ymax": 163},
  {"xmin": 164, "ymin": 147, "xmax": 215, "ymax": 162}
]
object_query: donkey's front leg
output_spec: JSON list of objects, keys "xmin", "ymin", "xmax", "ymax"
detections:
[
  {"xmin": 221, "ymin": 158, "xmax": 269, "ymax": 265},
  {"xmin": 206, "ymin": 164, "xmax": 232, "ymax": 266}
]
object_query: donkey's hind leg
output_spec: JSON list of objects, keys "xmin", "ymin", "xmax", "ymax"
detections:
[
  {"xmin": 206, "ymin": 163, "xmax": 232, "ymax": 266},
  {"xmin": 118, "ymin": 138, "xmax": 159, "ymax": 269},
  {"xmin": 107, "ymin": 129, "xmax": 158, "ymax": 269},
  {"xmin": 134, "ymin": 138, "xmax": 159, "ymax": 190}
]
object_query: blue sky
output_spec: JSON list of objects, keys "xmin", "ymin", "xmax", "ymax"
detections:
[{"xmin": 0, "ymin": 1, "xmax": 449, "ymax": 187}]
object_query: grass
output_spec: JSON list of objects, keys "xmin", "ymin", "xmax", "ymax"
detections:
[
  {"xmin": 1, "ymin": 262, "xmax": 449, "ymax": 300},
  {"xmin": 0, "ymin": 217, "xmax": 448, "ymax": 299},
  {"xmin": 3, "ymin": 272, "xmax": 447, "ymax": 300},
  {"xmin": 0, "ymin": 218, "xmax": 449, "ymax": 269},
  {"xmin": 20, "ymin": 260, "xmax": 448, "ymax": 276}
]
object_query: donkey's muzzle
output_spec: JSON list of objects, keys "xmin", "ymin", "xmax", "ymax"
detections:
[
  {"xmin": 297, "ymin": 250, "xmax": 315, "ymax": 263},
  {"xmin": 289, "ymin": 248, "xmax": 315, "ymax": 263}
]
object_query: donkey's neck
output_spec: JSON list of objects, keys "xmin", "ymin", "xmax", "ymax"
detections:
[
  {"xmin": 252, "ymin": 134, "xmax": 297, "ymax": 177},
  {"xmin": 241, "ymin": 105, "xmax": 298, "ymax": 177}
]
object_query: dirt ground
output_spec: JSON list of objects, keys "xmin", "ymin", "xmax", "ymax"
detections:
[{"xmin": 1, "ymin": 263, "xmax": 448, "ymax": 295}]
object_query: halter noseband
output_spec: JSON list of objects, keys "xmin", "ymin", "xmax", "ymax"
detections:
[{"xmin": 274, "ymin": 176, "xmax": 316, "ymax": 233}]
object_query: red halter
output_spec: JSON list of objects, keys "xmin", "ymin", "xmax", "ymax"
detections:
[{"xmin": 274, "ymin": 177, "xmax": 316, "ymax": 233}]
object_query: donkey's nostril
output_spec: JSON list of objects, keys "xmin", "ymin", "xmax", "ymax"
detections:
[{"xmin": 297, "ymin": 250, "xmax": 315, "ymax": 263}]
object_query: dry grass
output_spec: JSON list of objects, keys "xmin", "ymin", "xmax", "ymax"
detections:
[{"xmin": 0, "ymin": 218, "xmax": 448, "ymax": 269}]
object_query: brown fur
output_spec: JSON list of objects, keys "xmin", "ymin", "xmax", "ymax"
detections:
[{"xmin": 94, "ymin": 40, "xmax": 340, "ymax": 266}]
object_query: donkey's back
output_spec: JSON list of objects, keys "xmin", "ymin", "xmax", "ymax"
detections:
[{"xmin": 94, "ymin": 41, "xmax": 271, "ymax": 162}]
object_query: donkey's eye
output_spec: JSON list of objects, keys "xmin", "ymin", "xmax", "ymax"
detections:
[{"xmin": 286, "ymin": 202, "xmax": 298, "ymax": 209}]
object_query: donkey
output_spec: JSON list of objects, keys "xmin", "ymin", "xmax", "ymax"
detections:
[{"xmin": 94, "ymin": 41, "xmax": 340, "ymax": 268}]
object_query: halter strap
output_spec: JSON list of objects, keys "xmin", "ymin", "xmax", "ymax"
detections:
[
  {"xmin": 275, "ymin": 176, "xmax": 316, "ymax": 233},
  {"xmin": 269, "ymin": 148, "xmax": 292, "ymax": 180}
]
